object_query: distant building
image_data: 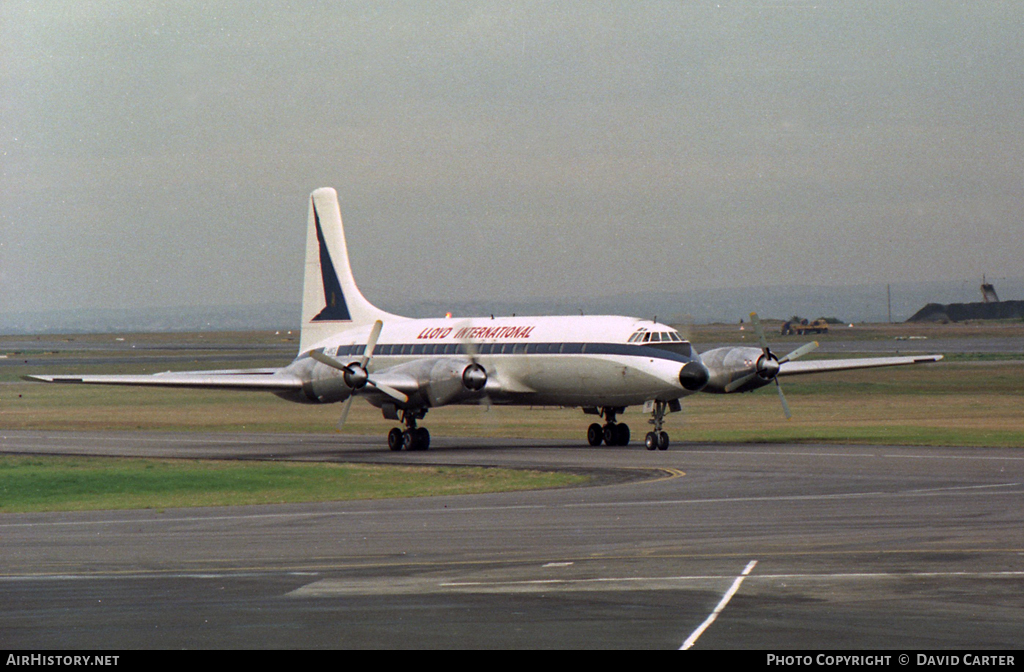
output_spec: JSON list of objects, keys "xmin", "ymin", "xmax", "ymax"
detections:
[
  {"xmin": 908, "ymin": 300, "xmax": 1023, "ymax": 323},
  {"xmin": 981, "ymin": 275, "xmax": 1000, "ymax": 303}
]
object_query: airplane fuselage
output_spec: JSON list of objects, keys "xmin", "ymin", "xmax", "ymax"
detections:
[{"xmin": 278, "ymin": 314, "xmax": 705, "ymax": 409}]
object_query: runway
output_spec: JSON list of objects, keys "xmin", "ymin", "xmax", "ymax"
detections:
[{"xmin": 1, "ymin": 430, "xmax": 1022, "ymax": 649}]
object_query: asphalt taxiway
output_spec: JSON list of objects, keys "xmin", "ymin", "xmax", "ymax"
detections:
[{"xmin": 1, "ymin": 430, "xmax": 1022, "ymax": 649}]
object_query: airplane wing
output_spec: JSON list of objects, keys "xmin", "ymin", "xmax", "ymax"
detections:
[
  {"xmin": 23, "ymin": 368, "xmax": 304, "ymax": 392},
  {"xmin": 779, "ymin": 354, "xmax": 943, "ymax": 376}
]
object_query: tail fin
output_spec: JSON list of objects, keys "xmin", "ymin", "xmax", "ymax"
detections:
[{"xmin": 299, "ymin": 188, "xmax": 395, "ymax": 353}]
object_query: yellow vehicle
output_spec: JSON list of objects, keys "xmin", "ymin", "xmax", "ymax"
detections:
[{"xmin": 781, "ymin": 318, "xmax": 829, "ymax": 336}]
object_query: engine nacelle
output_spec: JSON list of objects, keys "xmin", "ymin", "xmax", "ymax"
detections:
[
  {"xmin": 307, "ymin": 370, "xmax": 356, "ymax": 403},
  {"xmin": 700, "ymin": 346, "xmax": 778, "ymax": 394},
  {"xmin": 279, "ymin": 360, "xmax": 358, "ymax": 404},
  {"xmin": 678, "ymin": 360, "xmax": 711, "ymax": 391}
]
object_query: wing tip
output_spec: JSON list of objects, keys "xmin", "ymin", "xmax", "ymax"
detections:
[{"xmin": 21, "ymin": 375, "xmax": 73, "ymax": 383}]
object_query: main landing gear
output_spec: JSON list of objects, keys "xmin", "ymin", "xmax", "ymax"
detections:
[
  {"xmin": 586, "ymin": 407, "xmax": 630, "ymax": 446},
  {"xmin": 387, "ymin": 408, "xmax": 430, "ymax": 451}
]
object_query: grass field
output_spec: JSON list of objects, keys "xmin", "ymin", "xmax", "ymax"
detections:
[
  {"xmin": 2, "ymin": 364, "xmax": 1023, "ymax": 447},
  {"xmin": 0, "ymin": 455, "xmax": 587, "ymax": 513}
]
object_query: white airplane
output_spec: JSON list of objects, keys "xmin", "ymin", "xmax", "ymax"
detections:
[{"xmin": 27, "ymin": 188, "xmax": 943, "ymax": 451}]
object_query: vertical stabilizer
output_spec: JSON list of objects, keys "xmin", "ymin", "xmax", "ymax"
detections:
[{"xmin": 300, "ymin": 188, "xmax": 396, "ymax": 352}]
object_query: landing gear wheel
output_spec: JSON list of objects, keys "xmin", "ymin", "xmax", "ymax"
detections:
[
  {"xmin": 413, "ymin": 427, "xmax": 430, "ymax": 451},
  {"xmin": 403, "ymin": 427, "xmax": 430, "ymax": 451},
  {"xmin": 645, "ymin": 432, "xmax": 658, "ymax": 451},
  {"xmin": 388, "ymin": 428, "xmax": 403, "ymax": 452},
  {"xmin": 587, "ymin": 423, "xmax": 604, "ymax": 446},
  {"xmin": 599, "ymin": 422, "xmax": 631, "ymax": 446},
  {"xmin": 657, "ymin": 431, "xmax": 670, "ymax": 451}
]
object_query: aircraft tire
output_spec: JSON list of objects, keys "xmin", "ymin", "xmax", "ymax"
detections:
[
  {"xmin": 657, "ymin": 431, "xmax": 670, "ymax": 451},
  {"xmin": 587, "ymin": 423, "xmax": 604, "ymax": 446},
  {"xmin": 388, "ymin": 428, "xmax": 404, "ymax": 452},
  {"xmin": 616, "ymin": 423, "xmax": 630, "ymax": 446},
  {"xmin": 412, "ymin": 427, "xmax": 430, "ymax": 451},
  {"xmin": 645, "ymin": 432, "xmax": 658, "ymax": 451}
]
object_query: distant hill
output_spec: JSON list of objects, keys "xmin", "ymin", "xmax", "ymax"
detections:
[
  {"xmin": 390, "ymin": 279, "xmax": 1024, "ymax": 326},
  {"xmin": 3, "ymin": 279, "xmax": 1020, "ymax": 334},
  {"xmin": 2, "ymin": 303, "xmax": 299, "ymax": 335}
]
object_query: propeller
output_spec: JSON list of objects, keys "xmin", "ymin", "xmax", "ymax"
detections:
[
  {"xmin": 724, "ymin": 312, "xmax": 818, "ymax": 419},
  {"xmin": 669, "ymin": 313, "xmax": 695, "ymax": 343},
  {"xmin": 309, "ymin": 320, "xmax": 408, "ymax": 430},
  {"xmin": 458, "ymin": 328, "xmax": 492, "ymax": 409}
]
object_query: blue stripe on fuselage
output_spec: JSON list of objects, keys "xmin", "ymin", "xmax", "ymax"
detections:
[{"xmin": 302, "ymin": 342, "xmax": 694, "ymax": 364}]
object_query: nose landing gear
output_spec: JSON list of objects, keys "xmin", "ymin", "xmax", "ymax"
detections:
[{"xmin": 644, "ymin": 400, "xmax": 670, "ymax": 451}]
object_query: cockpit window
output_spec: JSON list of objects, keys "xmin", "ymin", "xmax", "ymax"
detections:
[{"xmin": 629, "ymin": 328, "xmax": 687, "ymax": 345}]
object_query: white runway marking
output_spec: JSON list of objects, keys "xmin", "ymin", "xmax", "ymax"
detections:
[
  {"xmin": 680, "ymin": 560, "xmax": 757, "ymax": 651},
  {"xmin": 6, "ymin": 567, "xmax": 1023, "ymax": 586}
]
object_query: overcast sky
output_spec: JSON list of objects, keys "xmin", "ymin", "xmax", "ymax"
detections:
[{"xmin": 3, "ymin": 1, "xmax": 1022, "ymax": 316}]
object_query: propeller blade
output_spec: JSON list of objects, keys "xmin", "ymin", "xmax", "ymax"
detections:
[
  {"xmin": 674, "ymin": 314, "xmax": 695, "ymax": 343},
  {"xmin": 779, "ymin": 341, "xmax": 818, "ymax": 364},
  {"xmin": 360, "ymin": 320, "xmax": 384, "ymax": 367},
  {"xmin": 749, "ymin": 312, "xmax": 771, "ymax": 355},
  {"xmin": 725, "ymin": 371, "xmax": 758, "ymax": 393},
  {"xmin": 366, "ymin": 380, "xmax": 409, "ymax": 403},
  {"xmin": 775, "ymin": 379, "xmax": 792, "ymax": 420},
  {"xmin": 310, "ymin": 349, "xmax": 351, "ymax": 372},
  {"xmin": 336, "ymin": 395, "xmax": 354, "ymax": 431},
  {"xmin": 462, "ymin": 339, "xmax": 480, "ymax": 363}
]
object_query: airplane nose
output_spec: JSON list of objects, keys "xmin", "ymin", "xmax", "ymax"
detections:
[{"xmin": 679, "ymin": 360, "xmax": 710, "ymax": 391}]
